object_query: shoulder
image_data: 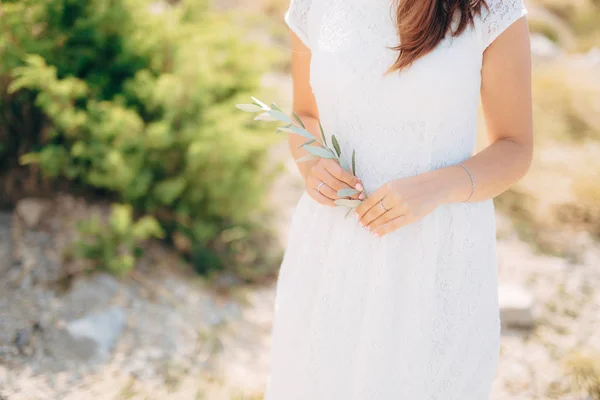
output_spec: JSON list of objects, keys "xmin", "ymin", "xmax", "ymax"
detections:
[{"xmin": 477, "ymin": 0, "xmax": 528, "ymax": 50}]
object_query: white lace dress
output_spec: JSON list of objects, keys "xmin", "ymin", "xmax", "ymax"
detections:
[{"xmin": 265, "ymin": 1, "xmax": 527, "ymax": 399}]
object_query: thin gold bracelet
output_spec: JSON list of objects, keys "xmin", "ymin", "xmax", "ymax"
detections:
[{"xmin": 457, "ymin": 163, "xmax": 475, "ymax": 202}]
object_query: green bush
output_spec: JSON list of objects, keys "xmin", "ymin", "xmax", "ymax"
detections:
[
  {"xmin": 0, "ymin": 0, "xmax": 279, "ymax": 276},
  {"xmin": 74, "ymin": 204, "xmax": 165, "ymax": 276}
]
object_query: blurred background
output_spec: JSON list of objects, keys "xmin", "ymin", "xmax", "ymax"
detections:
[{"xmin": 0, "ymin": 0, "xmax": 598, "ymax": 399}]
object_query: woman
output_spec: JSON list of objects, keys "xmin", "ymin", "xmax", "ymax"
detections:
[{"xmin": 266, "ymin": 0, "xmax": 532, "ymax": 398}]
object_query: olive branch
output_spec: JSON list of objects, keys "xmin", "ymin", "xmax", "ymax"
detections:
[{"xmin": 237, "ymin": 97, "xmax": 364, "ymax": 211}]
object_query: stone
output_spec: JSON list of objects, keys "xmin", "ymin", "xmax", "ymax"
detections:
[
  {"xmin": 65, "ymin": 306, "xmax": 126, "ymax": 361},
  {"xmin": 499, "ymin": 284, "xmax": 535, "ymax": 329},
  {"xmin": 15, "ymin": 198, "xmax": 52, "ymax": 229}
]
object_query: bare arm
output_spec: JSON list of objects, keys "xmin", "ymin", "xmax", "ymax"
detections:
[
  {"xmin": 439, "ymin": 16, "xmax": 533, "ymax": 203},
  {"xmin": 289, "ymin": 31, "xmax": 364, "ymax": 205},
  {"xmin": 288, "ymin": 32, "xmax": 321, "ymax": 181},
  {"xmin": 356, "ymin": 17, "xmax": 533, "ymax": 235}
]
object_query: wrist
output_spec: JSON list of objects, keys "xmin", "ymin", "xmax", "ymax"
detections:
[{"xmin": 431, "ymin": 165, "xmax": 474, "ymax": 205}]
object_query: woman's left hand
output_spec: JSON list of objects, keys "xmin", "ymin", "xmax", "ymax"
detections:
[{"xmin": 354, "ymin": 171, "xmax": 450, "ymax": 237}]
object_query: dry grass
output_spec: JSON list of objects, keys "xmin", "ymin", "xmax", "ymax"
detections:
[
  {"xmin": 534, "ymin": 0, "xmax": 600, "ymax": 51},
  {"xmin": 495, "ymin": 62, "xmax": 600, "ymax": 253},
  {"xmin": 564, "ymin": 351, "xmax": 600, "ymax": 399}
]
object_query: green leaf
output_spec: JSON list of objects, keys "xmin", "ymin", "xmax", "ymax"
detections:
[
  {"xmin": 268, "ymin": 110, "xmax": 294, "ymax": 124},
  {"xmin": 109, "ymin": 204, "xmax": 133, "ymax": 235},
  {"xmin": 339, "ymin": 157, "xmax": 350, "ymax": 172},
  {"xmin": 305, "ymin": 146, "xmax": 337, "ymax": 159},
  {"xmin": 251, "ymin": 96, "xmax": 269, "ymax": 110},
  {"xmin": 236, "ymin": 103, "xmax": 263, "ymax": 112},
  {"xmin": 132, "ymin": 216, "xmax": 165, "ymax": 240},
  {"xmin": 295, "ymin": 154, "xmax": 317, "ymax": 163},
  {"xmin": 334, "ymin": 199, "xmax": 362, "ymax": 208},
  {"xmin": 293, "ymin": 112, "xmax": 305, "ymax": 129},
  {"xmin": 153, "ymin": 177, "xmax": 186, "ymax": 205},
  {"xmin": 331, "ymin": 135, "xmax": 341, "ymax": 157},
  {"xmin": 318, "ymin": 120, "xmax": 327, "ymax": 146},
  {"xmin": 298, "ymin": 139, "xmax": 316, "ymax": 149},
  {"xmin": 337, "ymin": 188, "xmax": 359, "ymax": 197},
  {"xmin": 255, "ymin": 112, "xmax": 276, "ymax": 121},
  {"xmin": 277, "ymin": 126, "xmax": 315, "ymax": 140},
  {"xmin": 352, "ymin": 149, "xmax": 356, "ymax": 176},
  {"xmin": 270, "ymin": 102, "xmax": 281, "ymax": 111}
]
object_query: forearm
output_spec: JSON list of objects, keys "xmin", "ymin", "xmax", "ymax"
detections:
[
  {"xmin": 435, "ymin": 137, "xmax": 533, "ymax": 204},
  {"xmin": 287, "ymin": 114, "xmax": 321, "ymax": 181}
]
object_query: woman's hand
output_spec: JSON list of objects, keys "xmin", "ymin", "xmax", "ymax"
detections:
[
  {"xmin": 306, "ymin": 158, "xmax": 365, "ymax": 207},
  {"xmin": 355, "ymin": 169, "xmax": 457, "ymax": 237}
]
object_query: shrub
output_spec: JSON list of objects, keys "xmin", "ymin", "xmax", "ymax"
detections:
[
  {"xmin": 0, "ymin": 0, "xmax": 279, "ymax": 276},
  {"xmin": 73, "ymin": 204, "xmax": 164, "ymax": 276}
]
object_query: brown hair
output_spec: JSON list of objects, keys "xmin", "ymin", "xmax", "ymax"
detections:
[{"xmin": 388, "ymin": 0, "xmax": 487, "ymax": 72}]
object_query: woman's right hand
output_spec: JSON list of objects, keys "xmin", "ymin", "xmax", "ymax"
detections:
[{"xmin": 305, "ymin": 158, "xmax": 365, "ymax": 207}]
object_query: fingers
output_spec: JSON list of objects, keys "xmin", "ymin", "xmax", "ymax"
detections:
[
  {"xmin": 365, "ymin": 202, "xmax": 405, "ymax": 232},
  {"xmin": 307, "ymin": 175, "xmax": 337, "ymax": 200},
  {"xmin": 322, "ymin": 159, "xmax": 363, "ymax": 192},
  {"xmin": 306, "ymin": 176, "xmax": 335, "ymax": 207},
  {"xmin": 312, "ymin": 161, "xmax": 355, "ymax": 193},
  {"xmin": 355, "ymin": 184, "xmax": 389, "ymax": 220},
  {"xmin": 373, "ymin": 215, "xmax": 411, "ymax": 237}
]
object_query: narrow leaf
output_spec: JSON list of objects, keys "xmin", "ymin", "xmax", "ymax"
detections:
[
  {"xmin": 255, "ymin": 112, "xmax": 276, "ymax": 121},
  {"xmin": 337, "ymin": 188, "xmax": 359, "ymax": 197},
  {"xmin": 351, "ymin": 149, "xmax": 356, "ymax": 176},
  {"xmin": 305, "ymin": 146, "xmax": 337, "ymax": 159},
  {"xmin": 334, "ymin": 199, "xmax": 362, "ymax": 208},
  {"xmin": 251, "ymin": 96, "xmax": 269, "ymax": 110},
  {"xmin": 236, "ymin": 103, "xmax": 263, "ymax": 113},
  {"xmin": 339, "ymin": 156, "xmax": 350, "ymax": 172},
  {"xmin": 298, "ymin": 139, "xmax": 316, "ymax": 149},
  {"xmin": 331, "ymin": 135, "xmax": 341, "ymax": 157},
  {"xmin": 268, "ymin": 110, "xmax": 294, "ymax": 124},
  {"xmin": 318, "ymin": 120, "xmax": 327, "ymax": 146},
  {"xmin": 295, "ymin": 154, "xmax": 317, "ymax": 163},
  {"xmin": 277, "ymin": 126, "xmax": 316, "ymax": 141},
  {"xmin": 271, "ymin": 102, "xmax": 281, "ymax": 111},
  {"xmin": 293, "ymin": 112, "xmax": 305, "ymax": 128}
]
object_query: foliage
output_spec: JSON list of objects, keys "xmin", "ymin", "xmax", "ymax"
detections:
[
  {"xmin": 73, "ymin": 204, "xmax": 164, "ymax": 276},
  {"xmin": 237, "ymin": 97, "xmax": 362, "ymax": 212},
  {"xmin": 0, "ymin": 0, "xmax": 279, "ymax": 276}
]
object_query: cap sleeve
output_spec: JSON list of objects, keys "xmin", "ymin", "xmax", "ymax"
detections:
[
  {"xmin": 480, "ymin": 0, "xmax": 528, "ymax": 50},
  {"xmin": 284, "ymin": 0, "xmax": 312, "ymax": 48}
]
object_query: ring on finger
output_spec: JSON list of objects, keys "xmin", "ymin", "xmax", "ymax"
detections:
[
  {"xmin": 317, "ymin": 182, "xmax": 325, "ymax": 194},
  {"xmin": 379, "ymin": 199, "xmax": 388, "ymax": 212}
]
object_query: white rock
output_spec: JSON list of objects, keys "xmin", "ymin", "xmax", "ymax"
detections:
[
  {"xmin": 66, "ymin": 306, "xmax": 126, "ymax": 361},
  {"xmin": 499, "ymin": 284, "xmax": 535, "ymax": 329},
  {"xmin": 15, "ymin": 198, "xmax": 52, "ymax": 228}
]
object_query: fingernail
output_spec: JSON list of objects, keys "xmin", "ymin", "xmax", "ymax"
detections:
[
  {"xmin": 359, "ymin": 193, "xmax": 365, "ymax": 200},
  {"xmin": 355, "ymin": 183, "xmax": 364, "ymax": 192},
  {"xmin": 374, "ymin": 232, "xmax": 380, "ymax": 238},
  {"xmin": 354, "ymin": 212, "xmax": 359, "ymax": 220},
  {"xmin": 366, "ymin": 226, "xmax": 371, "ymax": 232}
]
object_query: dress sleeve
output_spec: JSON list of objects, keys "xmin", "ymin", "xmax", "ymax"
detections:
[
  {"xmin": 480, "ymin": 0, "xmax": 528, "ymax": 50},
  {"xmin": 284, "ymin": 0, "xmax": 313, "ymax": 49}
]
